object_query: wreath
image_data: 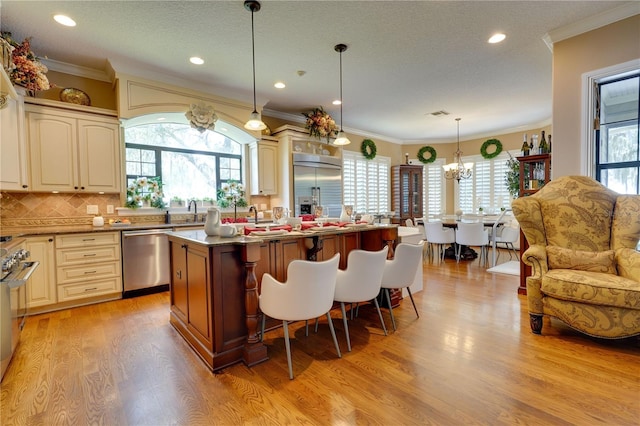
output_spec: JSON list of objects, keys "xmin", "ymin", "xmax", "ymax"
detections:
[
  {"xmin": 480, "ymin": 138, "xmax": 503, "ymax": 159},
  {"xmin": 361, "ymin": 139, "xmax": 377, "ymax": 160},
  {"xmin": 417, "ymin": 146, "xmax": 437, "ymax": 164}
]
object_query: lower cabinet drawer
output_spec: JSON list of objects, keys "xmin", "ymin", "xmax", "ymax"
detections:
[
  {"xmin": 56, "ymin": 245, "xmax": 120, "ymax": 266},
  {"xmin": 58, "ymin": 277, "xmax": 122, "ymax": 302},
  {"xmin": 57, "ymin": 261, "xmax": 120, "ymax": 284}
]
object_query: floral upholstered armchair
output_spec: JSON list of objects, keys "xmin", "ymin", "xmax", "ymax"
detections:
[{"xmin": 512, "ymin": 176, "xmax": 640, "ymax": 338}]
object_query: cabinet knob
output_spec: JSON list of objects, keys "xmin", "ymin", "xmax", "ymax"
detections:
[
  {"xmin": 22, "ymin": 185, "xmax": 28, "ymax": 188},
  {"xmin": 80, "ymin": 186, "xmax": 85, "ymax": 190},
  {"xmin": 74, "ymin": 186, "xmax": 79, "ymax": 190},
  {"xmin": 181, "ymin": 244, "xmax": 187, "ymax": 249}
]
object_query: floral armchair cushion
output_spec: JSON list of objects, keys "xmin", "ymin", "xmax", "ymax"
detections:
[{"xmin": 546, "ymin": 246, "xmax": 616, "ymax": 274}]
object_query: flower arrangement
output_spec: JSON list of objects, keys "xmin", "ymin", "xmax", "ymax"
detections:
[
  {"xmin": 1, "ymin": 32, "xmax": 52, "ymax": 92},
  {"xmin": 125, "ymin": 177, "xmax": 166, "ymax": 209},
  {"xmin": 216, "ymin": 181, "xmax": 248, "ymax": 208},
  {"xmin": 302, "ymin": 107, "xmax": 337, "ymax": 142}
]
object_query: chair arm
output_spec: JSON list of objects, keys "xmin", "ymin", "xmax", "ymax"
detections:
[
  {"xmin": 616, "ymin": 248, "xmax": 640, "ymax": 282},
  {"xmin": 521, "ymin": 244, "xmax": 548, "ymax": 279}
]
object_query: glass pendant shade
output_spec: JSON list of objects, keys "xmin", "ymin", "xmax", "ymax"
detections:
[
  {"xmin": 333, "ymin": 130, "xmax": 351, "ymax": 146},
  {"xmin": 244, "ymin": 0, "xmax": 267, "ymax": 132},
  {"xmin": 244, "ymin": 111, "xmax": 267, "ymax": 131}
]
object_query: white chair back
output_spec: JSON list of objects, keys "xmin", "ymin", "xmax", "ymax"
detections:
[
  {"xmin": 334, "ymin": 247, "xmax": 389, "ymax": 303},
  {"xmin": 405, "ymin": 218, "xmax": 414, "ymax": 227},
  {"xmin": 497, "ymin": 225, "xmax": 520, "ymax": 243},
  {"xmin": 425, "ymin": 222, "xmax": 455, "ymax": 244},
  {"xmin": 455, "ymin": 222, "xmax": 489, "ymax": 246},
  {"xmin": 381, "ymin": 242, "xmax": 425, "ymax": 290},
  {"xmin": 260, "ymin": 254, "xmax": 340, "ymax": 321}
]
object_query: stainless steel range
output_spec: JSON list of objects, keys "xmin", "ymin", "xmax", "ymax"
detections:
[{"xmin": 1, "ymin": 237, "xmax": 39, "ymax": 381}]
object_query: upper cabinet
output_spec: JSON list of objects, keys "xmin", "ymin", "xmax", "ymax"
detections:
[
  {"xmin": 249, "ymin": 137, "xmax": 278, "ymax": 195},
  {"xmin": 26, "ymin": 103, "xmax": 122, "ymax": 193},
  {"xmin": 0, "ymin": 88, "xmax": 29, "ymax": 191}
]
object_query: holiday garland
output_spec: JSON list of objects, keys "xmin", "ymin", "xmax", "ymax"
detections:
[
  {"xmin": 361, "ymin": 139, "xmax": 377, "ymax": 160},
  {"xmin": 480, "ymin": 138, "xmax": 503, "ymax": 159},
  {"xmin": 417, "ymin": 146, "xmax": 437, "ymax": 164}
]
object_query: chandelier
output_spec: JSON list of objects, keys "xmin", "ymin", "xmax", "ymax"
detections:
[{"xmin": 443, "ymin": 118, "xmax": 473, "ymax": 182}]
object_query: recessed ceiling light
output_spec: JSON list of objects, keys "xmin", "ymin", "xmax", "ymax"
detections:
[
  {"xmin": 190, "ymin": 57, "xmax": 204, "ymax": 65},
  {"xmin": 332, "ymin": 99, "xmax": 342, "ymax": 105},
  {"xmin": 53, "ymin": 14, "xmax": 76, "ymax": 27},
  {"xmin": 274, "ymin": 82, "xmax": 286, "ymax": 89},
  {"xmin": 488, "ymin": 33, "xmax": 506, "ymax": 44}
]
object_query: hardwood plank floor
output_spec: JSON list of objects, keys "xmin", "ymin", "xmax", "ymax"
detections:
[{"xmin": 2, "ymin": 253, "xmax": 639, "ymax": 425}]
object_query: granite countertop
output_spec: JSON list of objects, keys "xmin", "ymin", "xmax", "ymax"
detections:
[{"xmin": 167, "ymin": 223, "xmax": 397, "ymax": 247}]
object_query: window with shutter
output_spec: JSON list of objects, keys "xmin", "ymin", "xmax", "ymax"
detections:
[
  {"xmin": 423, "ymin": 159, "xmax": 446, "ymax": 217},
  {"xmin": 343, "ymin": 151, "xmax": 391, "ymax": 215},
  {"xmin": 456, "ymin": 150, "xmax": 518, "ymax": 213}
]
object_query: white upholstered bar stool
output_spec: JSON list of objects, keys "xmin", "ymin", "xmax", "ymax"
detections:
[
  {"xmin": 455, "ymin": 222, "xmax": 490, "ymax": 267},
  {"xmin": 259, "ymin": 254, "xmax": 341, "ymax": 379},
  {"xmin": 333, "ymin": 247, "xmax": 389, "ymax": 352},
  {"xmin": 380, "ymin": 241, "xmax": 425, "ymax": 331}
]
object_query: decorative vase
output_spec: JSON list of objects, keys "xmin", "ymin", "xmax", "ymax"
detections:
[
  {"xmin": 204, "ymin": 207, "xmax": 221, "ymax": 236},
  {"xmin": 339, "ymin": 205, "xmax": 352, "ymax": 222}
]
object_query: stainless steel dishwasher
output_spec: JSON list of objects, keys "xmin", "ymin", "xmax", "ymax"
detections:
[{"xmin": 121, "ymin": 229, "xmax": 170, "ymax": 297}]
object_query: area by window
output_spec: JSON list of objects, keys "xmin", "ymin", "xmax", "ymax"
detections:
[
  {"xmin": 595, "ymin": 73, "xmax": 639, "ymax": 195},
  {"xmin": 422, "ymin": 159, "xmax": 446, "ymax": 217},
  {"xmin": 457, "ymin": 151, "xmax": 516, "ymax": 214},
  {"xmin": 124, "ymin": 121, "xmax": 243, "ymax": 204},
  {"xmin": 343, "ymin": 151, "xmax": 390, "ymax": 215}
]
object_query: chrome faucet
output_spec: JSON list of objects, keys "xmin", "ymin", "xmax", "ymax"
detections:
[
  {"xmin": 248, "ymin": 205, "xmax": 258, "ymax": 224},
  {"xmin": 187, "ymin": 199, "xmax": 198, "ymax": 222}
]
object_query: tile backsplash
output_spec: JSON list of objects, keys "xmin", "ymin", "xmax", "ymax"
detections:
[{"xmin": 0, "ymin": 192, "xmax": 122, "ymax": 227}]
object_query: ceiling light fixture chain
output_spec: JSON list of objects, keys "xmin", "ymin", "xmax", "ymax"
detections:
[
  {"xmin": 333, "ymin": 43, "xmax": 351, "ymax": 146},
  {"xmin": 243, "ymin": 0, "xmax": 267, "ymax": 131},
  {"xmin": 443, "ymin": 117, "xmax": 473, "ymax": 182}
]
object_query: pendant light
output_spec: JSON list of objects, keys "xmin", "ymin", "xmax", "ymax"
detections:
[
  {"xmin": 443, "ymin": 118, "xmax": 473, "ymax": 182},
  {"xmin": 333, "ymin": 43, "xmax": 351, "ymax": 146},
  {"xmin": 244, "ymin": 0, "xmax": 267, "ymax": 131}
]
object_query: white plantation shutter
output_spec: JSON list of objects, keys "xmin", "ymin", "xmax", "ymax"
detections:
[
  {"xmin": 423, "ymin": 159, "xmax": 445, "ymax": 216},
  {"xmin": 343, "ymin": 151, "xmax": 391, "ymax": 215},
  {"xmin": 456, "ymin": 150, "xmax": 517, "ymax": 212}
]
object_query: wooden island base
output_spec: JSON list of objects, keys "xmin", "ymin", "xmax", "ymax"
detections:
[{"xmin": 167, "ymin": 225, "xmax": 398, "ymax": 372}]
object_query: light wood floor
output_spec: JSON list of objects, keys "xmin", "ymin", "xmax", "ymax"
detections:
[{"xmin": 1, "ymin": 254, "xmax": 639, "ymax": 425}]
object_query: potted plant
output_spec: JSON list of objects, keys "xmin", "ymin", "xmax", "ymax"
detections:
[
  {"xmin": 170, "ymin": 196, "xmax": 185, "ymax": 208},
  {"xmin": 202, "ymin": 197, "xmax": 215, "ymax": 207}
]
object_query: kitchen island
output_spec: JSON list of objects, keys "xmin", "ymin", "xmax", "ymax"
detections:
[{"xmin": 166, "ymin": 224, "xmax": 398, "ymax": 372}]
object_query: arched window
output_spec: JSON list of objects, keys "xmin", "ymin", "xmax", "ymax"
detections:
[{"xmin": 123, "ymin": 113, "xmax": 247, "ymax": 205}]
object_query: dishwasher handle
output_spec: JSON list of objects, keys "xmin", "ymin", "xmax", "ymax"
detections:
[{"xmin": 122, "ymin": 229, "xmax": 170, "ymax": 238}]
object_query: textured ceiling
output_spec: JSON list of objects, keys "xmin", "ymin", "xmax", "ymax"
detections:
[{"xmin": 0, "ymin": 1, "xmax": 634, "ymax": 143}]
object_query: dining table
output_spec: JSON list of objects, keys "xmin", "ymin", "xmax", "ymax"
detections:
[{"xmin": 419, "ymin": 210, "xmax": 512, "ymax": 266}]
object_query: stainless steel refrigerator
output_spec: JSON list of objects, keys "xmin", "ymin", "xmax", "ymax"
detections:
[{"xmin": 293, "ymin": 153, "xmax": 342, "ymax": 218}]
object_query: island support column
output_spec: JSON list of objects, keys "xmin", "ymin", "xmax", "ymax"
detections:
[{"xmin": 241, "ymin": 243, "xmax": 268, "ymax": 366}]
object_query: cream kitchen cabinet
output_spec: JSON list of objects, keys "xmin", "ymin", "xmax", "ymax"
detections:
[
  {"xmin": 249, "ymin": 137, "xmax": 278, "ymax": 195},
  {"xmin": 0, "ymin": 89, "xmax": 29, "ymax": 191},
  {"xmin": 26, "ymin": 104, "xmax": 122, "ymax": 193},
  {"xmin": 24, "ymin": 236, "xmax": 56, "ymax": 309},
  {"xmin": 55, "ymin": 232, "xmax": 122, "ymax": 302}
]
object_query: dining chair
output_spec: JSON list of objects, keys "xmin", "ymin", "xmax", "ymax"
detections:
[
  {"xmin": 492, "ymin": 223, "xmax": 520, "ymax": 263},
  {"xmin": 424, "ymin": 221, "xmax": 456, "ymax": 262},
  {"xmin": 380, "ymin": 241, "xmax": 425, "ymax": 331},
  {"xmin": 405, "ymin": 218, "xmax": 415, "ymax": 227},
  {"xmin": 455, "ymin": 222, "xmax": 490, "ymax": 267},
  {"xmin": 333, "ymin": 247, "xmax": 389, "ymax": 352},
  {"xmin": 259, "ymin": 254, "xmax": 341, "ymax": 379}
]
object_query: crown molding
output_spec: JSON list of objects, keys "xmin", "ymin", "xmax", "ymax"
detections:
[
  {"xmin": 262, "ymin": 108, "xmax": 405, "ymax": 145},
  {"xmin": 543, "ymin": 2, "xmax": 639, "ymax": 51},
  {"xmin": 41, "ymin": 58, "xmax": 112, "ymax": 82}
]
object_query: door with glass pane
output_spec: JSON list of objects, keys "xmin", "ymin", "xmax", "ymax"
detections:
[{"xmin": 595, "ymin": 74, "xmax": 639, "ymax": 195}]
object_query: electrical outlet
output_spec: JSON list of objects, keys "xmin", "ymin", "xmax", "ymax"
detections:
[
  {"xmin": 106, "ymin": 205, "xmax": 114, "ymax": 214},
  {"xmin": 87, "ymin": 205, "xmax": 99, "ymax": 215}
]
